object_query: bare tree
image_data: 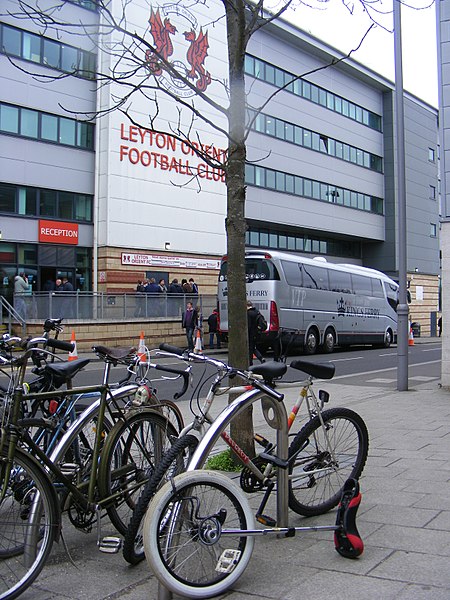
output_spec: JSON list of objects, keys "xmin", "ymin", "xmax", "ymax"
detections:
[{"xmin": 6, "ymin": 0, "xmax": 376, "ymax": 455}]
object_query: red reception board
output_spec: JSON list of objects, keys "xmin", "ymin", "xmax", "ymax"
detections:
[{"xmin": 38, "ymin": 220, "xmax": 79, "ymax": 245}]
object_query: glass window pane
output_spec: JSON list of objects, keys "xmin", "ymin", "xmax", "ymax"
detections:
[
  {"xmin": 284, "ymin": 123, "xmax": 294, "ymax": 142},
  {"xmin": 59, "ymin": 117, "xmax": 76, "ymax": 145},
  {"xmin": 79, "ymin": 50, "xmax": 96, "ymax": 78},
  {"xmin": 41, "ymin": 113, "xmax": 58, "ymax": 141},
  {"xmin": 294, "ymin": 176, "xmax": 303, "ymax": 196},
  {"xmin": 61, "ymin": 45, "xmax": 79, "ymax": 72},
  {"xmin": 245, "ymin": 164, "xmax": 255, "ymax": 185},
  {"xmin": 302, "ymin": 81, "xmax": 311, "ymax": 99},
  {"xmin": 18, "ymin": 187, "xmax": 37, "ymax": 215},
  {"xmin": 244, "ymin": 55, "xmax": 255, "ymax": 76},
  {"xmin": 266, "ymin": 170, "xmax": 276, "ymax": 190},
  {"xmin": 39, "ymin": 189, "xmax": 57, "ymax": 216},
  {"xmin": 285, "ymin": 174, "xmax": 294, "ymax": 194},
  {"xmin": 265, "ymin": 64, "xmax": 275, "ymax": 84},
  {"xmin": 276, "ymin": 172, "xmax": 285, "ymax": 191},
  {"xmin": 265, "ymin": 118, "xmax": 275, "ymax": 136},
  {"xmin": 0, "ymin": 183, "xmax": 16, "ymax": 212},
  {"xmin": 43, "ymin": 38, "xmax": 60, "ymax": 68},
  {"xmin": 260, "ymin": 231, "xmax": 269, "ymax": 246},
  {"xmin": 20, "ymin": 108, "xmax": 38, "ymax": 138},
  {"xmin": 275, "ymin": 69, "xmax": 285, "ymax": 87},
  {"xmin": 0, "ymin": 242, "xmax": 16, "ymax": 263},
  {"xmin": 74, "ymin": 194, "xmax": 92, "ymax": 221},
  {"xmin": 249, "ymin": 230, "xmax": 259, "ymax": 246},
  {"xmin": 18, "ymin": 243, "xmax": 37, "ymax": 265},
  {"xmin": 3, "ymin": 25, "xmax": 21, "ymax": 56},
  {"xmin": 59, "ymin": 192, "xmax": 74, "ymax": 219},
  {"xmin": 0, "ymin": 104, "xmax": 19, "ymax": 133},
  {"xmin": 77, "ymin": 122, "xmax": 94, "ymax": 149},
  {"xmin": 22, "ymin": 32, "xmax": 41, "ymax": 62}
]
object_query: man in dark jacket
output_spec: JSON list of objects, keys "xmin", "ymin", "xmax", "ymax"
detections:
[
  {"xmin": 207, "ymin": 308, "xmax": 221, "ymax": 349},
  {"xmin": 182, "ymin": 302, "xmax": 198, "ymax": 351},
  {"xmin": 247, "ymin": 301, "xmax": 264, "ymax": 365}
]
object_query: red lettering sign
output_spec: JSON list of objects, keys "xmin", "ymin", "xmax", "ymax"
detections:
[{"xmin": 38, "ymin": 220, "xmax": 79, "ymax": 245}]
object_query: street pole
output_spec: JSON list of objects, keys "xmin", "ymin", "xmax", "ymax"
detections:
[{"xmin": 394, "ymin": 0, "xmax": 409, "ymax": 390}]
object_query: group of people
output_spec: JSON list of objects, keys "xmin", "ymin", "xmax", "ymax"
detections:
[
  {"xmin": 134, "ymin": 276, "xmax": 199, "ymax": 318},
  {"xmin": 135, "ymin": 277, "xmax": 199, "ymax": 296},
  {"xmin": 14, "ymin": 274, "xmax": 74, "ymax": 320}
]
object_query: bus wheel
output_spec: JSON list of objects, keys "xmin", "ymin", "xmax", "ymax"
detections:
[
  {"xmin": 384, "ymin": 329, "xmax": 393, "ymax": 348},
  {"xmin": 323, "ymin": 328, "xmax": 335, "ymax": 353},
  {"xmin": 304, "ymin": 329, "xmax": 319, "ymax": 355}
]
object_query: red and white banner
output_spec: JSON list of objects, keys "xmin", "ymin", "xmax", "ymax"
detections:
[
  {"xmin": 38, "ymin": 220, "xmax": 79, "ymax": 245},
  {"xmin": 121, "ymin": 253, "xmax": 220, "ymax": 270}
]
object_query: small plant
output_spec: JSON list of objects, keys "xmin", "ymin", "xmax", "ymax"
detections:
[{"xmin": 206, "ymin": 449, "xmax": 242, "ymax": 472}]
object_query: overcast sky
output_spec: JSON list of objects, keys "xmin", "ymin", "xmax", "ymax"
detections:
[{"xmin": 286, "ymin": 0, "xmax": 438, "ymax": 107}]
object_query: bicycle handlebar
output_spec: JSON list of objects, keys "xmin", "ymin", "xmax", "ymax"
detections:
[
  {"xmin": 153, "ymin": 363, "xmax": 191, "ymax": 399},
  {"xmin": 46, "ymin": 338, "xmax": 75, "ymax": 352}
]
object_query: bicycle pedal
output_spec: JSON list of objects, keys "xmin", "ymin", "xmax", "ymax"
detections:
[
  {"xmin": 98, "ymin": 536, "xmax": 122, "ymax": 554},
  {"xmin": 256, "ymin": 514, "xmax": 276, "ymax": 527}
]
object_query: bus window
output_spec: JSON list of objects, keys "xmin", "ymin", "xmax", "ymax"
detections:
[
  {"xmin": 328, "ymin": 269, "xmax": 352, "ymax": 293},
  {"xmin": 245, "ymin": 259, "xmax": 280, "ymax": 281},
  {"xmin": 371, "ymin": 278, "xmax": 384, "ymax": 298},
  {"xmin": 281, "ymin": 260, "xmax": 302, "ymax": 286},
  {"xmin": 384, "ymin": 281, "xmax": 399, "ymax": 309},
  {"xmin": 352, "ymin": 274, "xmax": 372, "ymax": 296},
  {"xmin": 301, "ymin": 264, "xmax": 329, "ymax": 290}
]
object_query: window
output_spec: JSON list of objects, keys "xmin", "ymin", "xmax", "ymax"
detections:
[
  {"xmin": 282, "ymin": 261, "xmax": 302, "ymax": 286},
  {"xmin": 40, "ymin": 189, "xmax": 57, "ymax": 216},
  {"xmin": 430, "ymin": 223, "xmax": 437, "ymax": 237},
  {"xmin": 328, "ymin": 270, "xmax": 352, "ymax": 293},
  {"xmin": 0, "ymin": 184, "xmax": 16, "ymax": 212},
  {"xmin": 0, "ymin": 103, "xmax": 94, "ymax": 150},
  {"xmin": 301, "ymin": 265, "xmax": 329, "ymax": 290},
  {"xmin": 22, "ymin": 31, "xmax": 41, "ymax": 62},
  {"xmin": 2, "ymin": 25, "xmax": 21, "ymax": 56},
  {"xmin": 428, "ymin": 147, "xmax": 435, "ymax": 162},
  {"xmin": 430, "ymin": 185, "xmax": 436, "ymax": 200},
  {"xmin": 43, "ymin": 38, "xmax": 60, "ymax": 68},
  {"xmin": 352, "ymin": 274, "xmax": 373, "ymax": 296}
]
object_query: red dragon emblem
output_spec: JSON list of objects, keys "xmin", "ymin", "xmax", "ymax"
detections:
[
  {"xmin": 146, "ymin": 8, "xmax": 177, "ymax": 76},
  {"xmin": 183, "ymin": 29, "xmax": 211, "ymax": 92}
]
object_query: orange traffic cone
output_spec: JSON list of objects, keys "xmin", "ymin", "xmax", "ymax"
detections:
[
  {"xmin": 408, "ymin": 324, "xmax": 414, "ymax": 347},
  {"xmin": 68, "ymin": 330, "xmax": 78, "ymax": 361},
  {"xmin": 137, "ymin": 331, "xmax": 147, "ymax": 362},
  {"xmin": 194, "ymin": 328, "xmax": 203, "ymax": 354}
]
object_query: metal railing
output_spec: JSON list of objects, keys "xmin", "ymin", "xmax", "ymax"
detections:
[
  {"xmin": 0, "ymin": 295, "xmax": 26, "ymax": 335},
  {"xmin": 10, "ymin": 291, "xmax": 218, "ymax": 322}
]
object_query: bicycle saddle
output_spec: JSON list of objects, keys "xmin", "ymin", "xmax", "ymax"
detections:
[
  {"xmin": 290, "ymin": 360, "xmax": 335, "ymax": 380},
  {"xmin": 44, "ymin": 358, "xmax": 91, "ymax": 381},
  {"xmin": 93, "ymin": 345, "xmax": 137, "ymax": 365},
  {"xmin": 249, "ymin": 361, "xmax": 287, "ymax": 381}
]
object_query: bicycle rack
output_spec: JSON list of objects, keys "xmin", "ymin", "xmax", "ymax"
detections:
[{"xmin": 157, "ymin": 388, "xmax": 289, "ymax": 600}]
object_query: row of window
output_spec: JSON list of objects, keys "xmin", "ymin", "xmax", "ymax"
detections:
[
  {"xmin": 0, "ymin": 22, "xmax": 96, "ymax": 80},
  {"xmin": 249, "ymin": 109, "xmax": 383, "ymax": 173},
  {"xmin": 245, "ymin": 54, "xmax": 382, "ymax": 132},
  {"xmin": 67, "ymin": 0, "xmax": 97, "ymax": 11},
  {"xmin": 0, "ymin": 182, "xmax": 93, "ymax": 222},
  {"xmin": 0, "ymin": 103, "xmax": 95, "ymax": 150},
  {"xmin": 282, "ymin": 260, "xmax": 385, "ymax": 297},
  {"xmin": 245, "ymin": 163, "xmax": 384, "ymax": 215},
  {"xmin": 245, "ymin": 227, "xmax": 361, "ymax": 259}
]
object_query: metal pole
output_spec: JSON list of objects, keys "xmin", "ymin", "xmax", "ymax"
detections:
[{"xmin": 394, "ymin": 0, "xmax": 409, "ymax": 390}]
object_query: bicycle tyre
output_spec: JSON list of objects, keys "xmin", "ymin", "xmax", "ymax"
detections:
[
  {"xmin": 123, "ymin": 433, "xmax": 199, "ymax": 565},
  {"xmin": 288, "ymin": 407, "xmax": 369, "ymax": 516},
  {"xmin": 0, "ymin": 447, "xmax": 59, "ymax": 600},
  {"xmin": 97, "ymin": 409, "xmax": 178, "ymax": 535},
  {"xmin": 159, "ymin": 399, "xmax": 184, "ymax": 433},
  {"xmin": 144, "ymin": 470, "xmax": 255, "ymax": 599}
]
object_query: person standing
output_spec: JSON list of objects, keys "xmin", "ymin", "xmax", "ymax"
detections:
[
  {"xmin": 134, "ymin": 280, "xmax": 145, "ymax": 317},
  {"xmin": 189, "ymin": 277, "xmax": 199, "ymax": 295},
  {"xmin": 61, "ymin": 277, "xmax": 74, "ymax": 318},
  {"xmin": 247, "ymin": 301, "xmax": 265, "ymax": 365},
  {"xmin": 207, "ymin": 308, "xmax": 221, "ymax": 349},
  {"xmin": 182, "ymin": 301, "xmax": 198, "ymax": 351},
  {"xmin": 14, "ymin": 272, "xmax": 29, "ymax": 320}
]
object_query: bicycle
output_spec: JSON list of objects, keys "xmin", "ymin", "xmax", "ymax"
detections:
[
  {"xmin": 122, "ymin": 343, "xmax": 368, "ymax": 565},
  {"xmin": 0, "ymin": 339, "xmax": 189, "ymax": 600},
  {"xmin": 142, "ymin": 346, "xmax": 366, "ymax": 597}
]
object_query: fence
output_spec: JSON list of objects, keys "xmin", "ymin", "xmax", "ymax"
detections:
[{"xmin": 12, "ymin": 292, "xmax": 218, "ymax": 323}]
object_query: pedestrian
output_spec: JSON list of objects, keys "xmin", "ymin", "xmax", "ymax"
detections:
[
  {"xmin": 182, "ymin": 301, "xmax": 198, "ymax": 351},
  {"xmin": 247, "ymin": 301, "xmax": 266, "ymax": 365},
  {"xmin": 61, "ymin": 277, "xmax": 74, "ymax": 318},
  {"xmin": 168, "ymin": 278, "xmax": 183, "ymax": 294},
  {"xmin": 134, "ymin": 280, "xmax": 146, "ymax": 317},
  {"xmin": 189, "ymin": 277, "xmax": 199, "ymax": 295},
  {"xmin": 181, "ymin": 278, "xmax": 192, "ymax": 294},
  {"xmin": 145, "ymin": 277, "xmax": 160, "ymax": 294},
  {"xmin": 158, "ymin": 279, "xmax": 168, "ymax": 293},
  {"xmin": 14, "ymin": 272, "xmax": 29, "ymax": 320},
  {"xmin": 438, "ymin": 316, "xmax": 442, "ymax": 337},
  {"xmin": 207, "ymin": 308, "xmax": 221, "ymax": 349}
]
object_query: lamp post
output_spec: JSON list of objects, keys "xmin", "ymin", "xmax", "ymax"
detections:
[{"xmin": 394, "ymin": 0, "xmax": 409, "ymax": 390}]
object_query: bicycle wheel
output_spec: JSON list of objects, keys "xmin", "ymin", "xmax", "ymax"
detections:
[
  {"xmin": 288, "ymin": 407, "xmax": 369, "ymax": 516},
  {"xmin": 144, "ymin": 470, "xmax": 255, "ymax": 599},
  {"xmin": 159, "ymin": 399, "xmax": 184, "ymax": 433},
  {"xmin": 98, "ymin": 409, "xmax": 178, "ymax": 535},
  {"xmin": 123, "ymin": 433, "xmax": 198, "ymax": 565},
  {"xmin": 0, "ymin": 447, "xmax": 58, "ymax": 600}
]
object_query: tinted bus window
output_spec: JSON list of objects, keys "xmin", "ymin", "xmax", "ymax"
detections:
[
  {"xmin": 219, "ymin": 258, "xmax": 280, "ymax": 281},
  {"xmin": 301, "ymin": 264, "xmax": 329, "ymax": 290},
  {"xmin": 371, "ymin": 278, "xmax": 384, "ymax": 298},
  {"xmin": 328, "ymin": 269, "xmax": 352, "ymax": 293},
  {"xmin": 281, "ymin": 260, "xmax": 302, "ymax": 286},
  {"xmin": 352, "ymin": 274, "xmax": 372, "ymax": 296}
]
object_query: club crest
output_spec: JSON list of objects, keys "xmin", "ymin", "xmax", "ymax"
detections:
[{"xmin": 146, "ymin": 4, "xmax": 212, "ymax": 97}]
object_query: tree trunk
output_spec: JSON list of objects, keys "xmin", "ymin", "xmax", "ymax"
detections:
[{"xmin": 225, "ymin": 1, "xmax": 255, "ymax": 458}]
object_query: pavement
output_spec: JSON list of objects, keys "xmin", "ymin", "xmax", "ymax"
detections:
[{"xmin": 16, "ymin": 337, "xmax": 450, "ymax": 600}]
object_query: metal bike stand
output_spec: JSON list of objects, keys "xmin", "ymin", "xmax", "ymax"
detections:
[{"xmin": 157, "ymin": 388, "xmax": 289, "ymax": 600}]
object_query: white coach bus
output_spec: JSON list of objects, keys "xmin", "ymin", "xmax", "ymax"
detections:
[{"xmin": 217, "ymin": 249, "xmax": 399, "ymax": 355}]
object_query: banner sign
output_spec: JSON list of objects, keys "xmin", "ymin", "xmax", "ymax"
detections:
[
  {"xmin": 121, "ymin": 253, "xmax": 220, "ymax": 270},
  {"xmin": 38, "ymin": 220, "xmax": 79, "ymax": 245}
]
